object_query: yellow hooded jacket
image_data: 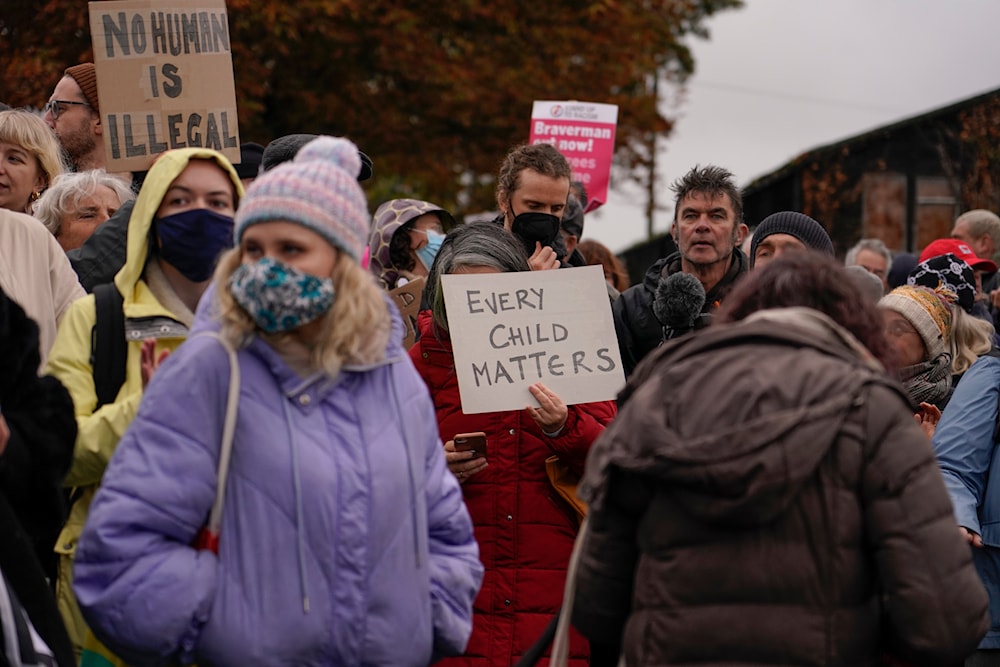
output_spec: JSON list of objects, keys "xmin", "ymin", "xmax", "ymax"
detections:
[{"xmin": 44, "ymin": 149, "xmax": 243, "ymax": 622}]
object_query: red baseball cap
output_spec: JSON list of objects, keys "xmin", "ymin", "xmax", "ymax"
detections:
[{"xmin": 919, "ymin": 238, "xmax": 997, "ymax": 273}]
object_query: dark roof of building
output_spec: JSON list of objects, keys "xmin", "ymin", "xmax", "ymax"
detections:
[{"xmin": 742, "ymin": 86, "xmax": 1000, "ymax": 196}]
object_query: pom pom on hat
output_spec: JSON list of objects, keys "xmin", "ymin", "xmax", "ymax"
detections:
[
  {"xmin": 234, "ymin": 142, "xmax": 264, "ymax": 180},
  {"xmin": 64, "ymin": 63, "xmax": 99, "ymax": 114},
  {"xmin": 235, "ymin": 136, "xmax": 370, "ymax": 260}
]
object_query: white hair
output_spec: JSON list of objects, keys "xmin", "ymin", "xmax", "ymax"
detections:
[
  {"xmin": 33, "ymin": 170, "xmax": 134, "ymax": 236},
  {"xmin": 845, "ymin": 238, "xmax": 892, "ymax": 269}
]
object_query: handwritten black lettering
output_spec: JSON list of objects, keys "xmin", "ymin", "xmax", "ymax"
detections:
[
  {"xmin": 595, "ymin": 348, "xmax": 616, "ymax": 372},
  {"xmin": 489, "ymin": 324, "xmax": 509, "ymax": 350},
  {"xmin": 467, "ymin": 290, "xmax": 483, "ymax": 314},
  {"xmin": 547, "ymin": 354, "xmax": 565, "ymax": 376}
]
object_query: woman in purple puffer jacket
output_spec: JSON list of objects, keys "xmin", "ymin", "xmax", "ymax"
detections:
[{"xmin": 72, "ymin": 137, "xmax": 483, "ymax": 666}]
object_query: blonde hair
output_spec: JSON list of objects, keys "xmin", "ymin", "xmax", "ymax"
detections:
[
  {"xmin": 951, "ymin": 307, "xmax": 994, "ymax": 375},
  {"xmin": 213, "ymin": 246, "xmax": 392, "ymax": 377},
  {"xmin": 0, "ymin": 110, "xmax": 66, "ymax": 197}
]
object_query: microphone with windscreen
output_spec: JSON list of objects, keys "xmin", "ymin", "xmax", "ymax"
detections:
[{"xmin": 652, "ymin": 272, "xmax": 707, "ymax": 342}]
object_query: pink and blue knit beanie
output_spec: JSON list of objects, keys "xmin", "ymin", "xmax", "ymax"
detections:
[{"xmin": 234, "ymin": 136, "xmax": 369, "ymax": 260}]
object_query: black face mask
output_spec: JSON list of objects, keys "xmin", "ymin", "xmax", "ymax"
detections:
[{"xmin": 510, "ymin": 211, "xmax": 561, "ymax": 257}]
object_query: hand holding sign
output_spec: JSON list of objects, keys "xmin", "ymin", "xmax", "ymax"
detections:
[
  {"xmin": 526, "ymin": 382, "xmax": 568, "ymax": 434},
  {"xmin": 441, "ymin": 265, "xmax": 624, "ymax": 414}
]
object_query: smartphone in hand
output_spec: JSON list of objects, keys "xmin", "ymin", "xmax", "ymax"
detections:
[{"xmin": 454, "ymin": 432, "xmax": 488, "ymax": 459}]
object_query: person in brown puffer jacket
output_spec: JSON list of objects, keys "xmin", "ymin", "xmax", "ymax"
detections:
[{"xmin": 572, "ymin": 252, "xmax": 989, "ymax": 667}]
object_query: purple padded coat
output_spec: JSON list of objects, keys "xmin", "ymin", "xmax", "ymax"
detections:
[{"xmin": 73, "ymin": 303, "xmax": 483, "ymax": 666}]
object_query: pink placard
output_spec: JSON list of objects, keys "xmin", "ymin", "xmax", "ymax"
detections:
[{"xmin": 529, "ymin": 101, "xmax": 618, "ymax": 213}]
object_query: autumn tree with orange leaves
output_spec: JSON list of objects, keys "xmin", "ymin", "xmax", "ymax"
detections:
[{"xmin": 1, "ymin": 0, "xmax": 742, "ymax": 216}]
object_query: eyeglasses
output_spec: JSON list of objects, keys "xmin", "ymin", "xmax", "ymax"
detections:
[
  {"xmin": 42, "ymin": 99, "xmax": 91, "ymax": 120},
  {"xmin": 885, "ymin": 321, "xmax": 920, "ymax": 338},
  {"xmin": 411, "ymin": 225, "xmax": 445, "ymax": 236}
]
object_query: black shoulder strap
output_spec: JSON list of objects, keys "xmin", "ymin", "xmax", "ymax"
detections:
[{"xmin": 91, "ymin": 282, "xmax": 126, "ymax": 410}]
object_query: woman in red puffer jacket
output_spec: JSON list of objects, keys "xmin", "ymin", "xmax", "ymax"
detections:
[{"xmin": 410, "ymin": 222, "xmax": 616, "ymax": 666}]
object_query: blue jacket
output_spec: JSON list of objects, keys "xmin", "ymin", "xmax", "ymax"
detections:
[
  {"xmin": 933, "ymin": 353, "xmax": 1000, "ymax": 648},
  {"xmin": 73, "ymin": 305, "xmax": 483, "ymax": 665}
]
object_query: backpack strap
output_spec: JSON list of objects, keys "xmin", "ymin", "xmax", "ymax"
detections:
[{"xmin": 90, "ymin": 283, "xmax": 126, "ymax": 410}]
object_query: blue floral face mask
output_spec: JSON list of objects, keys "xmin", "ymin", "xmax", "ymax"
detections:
[
  {"xmin": 228, "ymin": 257, "xmax": 335, "ymax": 334},
  {"xmin": 414, "ymin": 229, "xmax": 445, "ymax": 271}
]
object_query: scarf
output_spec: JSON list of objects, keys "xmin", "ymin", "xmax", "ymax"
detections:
[{"xmin": 898, "ymin": 352, "xmax": 953, "ymax": 405}]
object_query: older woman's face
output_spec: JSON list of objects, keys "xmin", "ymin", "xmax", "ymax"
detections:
[
  {"xmin": 882, "ymin": 309, "xmax": 928, "ymax": 367},
  {"xmin": 56, "ymin": 184, "xmax": 124, "ymax": 252},
  {"xmin": 0, "ymin": 143, "xmax": 46, "ymax": 213}
]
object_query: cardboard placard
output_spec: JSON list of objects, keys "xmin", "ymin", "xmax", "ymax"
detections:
[
  {"xmin": 441, "ymin": 265, "xmax": 624, "ymax": 414},
  {"xmin": 529, "ymin": 100, "xmax": 618, "ymax": 213},
  {"xmin": 88, "ymin": 0, "xmax": 240, "ymax": 172},
  {"xmin": 389, "ymin": 277, "xmax": 425, "ymax": 350}
]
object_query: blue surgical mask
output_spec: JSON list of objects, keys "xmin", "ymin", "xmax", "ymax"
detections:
[
  {"xmin": 415, "ymin": 229, "xmax": 445, "ymax": 271},
  {"xmin": 228, "ymin": 257, "xmax": 335, "ymax": 333},
  {"xmin": 155, "ymin": 208, "xmax": 235, "ymax": 282}
]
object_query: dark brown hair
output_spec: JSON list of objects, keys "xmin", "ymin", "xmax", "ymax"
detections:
[
  {"xmin": 716, "ymin": 251, "xmax": 897, "ymax": 370},
  {"xmin": 671, "ymin": 164, "xmax": 743, "ymax": 225},
  {"xmin": 495, "ymin": 143, "xmax": 572, "ymax": 203}
]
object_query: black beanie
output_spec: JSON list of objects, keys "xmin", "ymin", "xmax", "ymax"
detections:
[
  {"xmin": 234, "ymin": 142, "xmax": 264, "ymax": 180},
  {"xmin": 749, "ymin": 211, "xmax": 834, "ymax": 267},
  {"xmin": 262, "ymin": 133, "xmax": 373, "ymax": 181},
  {"xmin": 560, "ymin": 195, "xmax": 584, "ymax": 238}
]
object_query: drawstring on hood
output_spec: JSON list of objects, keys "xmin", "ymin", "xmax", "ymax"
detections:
[
  {"xmin": 390, "ymin": 371, "xmax": 424, "ymax": 568},
  {"xmin": 224, "ymin": 291, "xmax": 421, "ymax": 615},
  {"xmin": 281, "ymin": 397, "xmax": 311, "ymax": 613}
]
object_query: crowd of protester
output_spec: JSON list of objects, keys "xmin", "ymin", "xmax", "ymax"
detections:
[{"xmin": 4, "ymin": 61, "xmax": 1000, "ymax": 667}]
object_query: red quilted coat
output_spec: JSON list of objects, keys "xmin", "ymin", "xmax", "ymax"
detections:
[{"xmin": 410, "ymin": 311, "xmax": 616, "ymax": 666}]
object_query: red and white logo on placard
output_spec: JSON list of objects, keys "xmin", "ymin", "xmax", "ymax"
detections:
[{"xmin": 549, "ymin": 105, "xmax": 563, "ymax": 117}]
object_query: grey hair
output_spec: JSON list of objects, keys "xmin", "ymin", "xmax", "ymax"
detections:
[
  {"xmin": 33, "ymin": 169, "xmax": 135, "ymax": 236},
  {"xmin": 845, "ymin": 238, "xmax": 892, "ymax": 269},
  {"xmin": 956, "ymin": 209, "xmax": 1000, "ymax": 256},
  {"xmin": 844, "ymin": 265, "xmax": 884, "ymax": 303},
  {"xmin": 425, "ymin": 221, "xmax": 530, "ymax": 334}
]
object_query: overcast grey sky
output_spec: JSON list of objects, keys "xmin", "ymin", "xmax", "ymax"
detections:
[{"xmin": 585, "ymin": 0, "xmax": 1000, "ymax": 254}]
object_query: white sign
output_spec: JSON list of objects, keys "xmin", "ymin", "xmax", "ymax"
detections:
[{"xmin": 441, "ymin": 265, "xmax": 624, "ymax": 414}]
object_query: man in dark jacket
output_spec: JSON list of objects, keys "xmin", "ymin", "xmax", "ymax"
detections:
[
  {"xmin": 493, "ymin": 143, "xmax": 571, "ymax": 272},
  {"xmin": 612, "ymin": 165, "xmax": 748, "ymax": 376}
]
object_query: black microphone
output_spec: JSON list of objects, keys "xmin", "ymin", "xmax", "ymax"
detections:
[{"xmin": 652, "ymin": 272, "xmax": 706, "ymax": 339}]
